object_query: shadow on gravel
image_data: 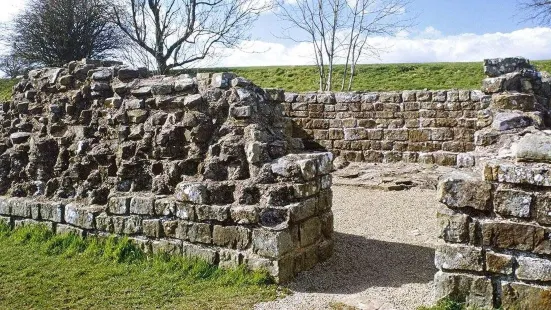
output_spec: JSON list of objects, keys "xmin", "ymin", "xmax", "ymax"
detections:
[{"xmin": 290, "ymin": 232, "xmax": 436, "ymax": 294}]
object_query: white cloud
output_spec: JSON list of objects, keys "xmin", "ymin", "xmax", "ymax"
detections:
[
  {"xmin": 0, "ymin": 1, "xmax": 25, "ymax": 23},
  {"xmin": 208, "ymin": 27, "xmax": 551, "ymax": 67}
]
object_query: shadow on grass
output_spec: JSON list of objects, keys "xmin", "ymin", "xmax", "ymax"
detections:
[{"xmin": 290, "ymin": 232, "xmax": 436, "ymax": 294}]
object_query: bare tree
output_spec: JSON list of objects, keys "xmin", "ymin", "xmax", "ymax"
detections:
[
  {"xmin": 4, "ymin": 0, "xmax": 123, "ymax": 66},
  {"xmin": 113, "ymin": 0, "xmax": 269, "ymax": 74},
  {"xmin": 341, "ymin": 0, "xmax": 411, "ymax": 91},
  {"xmin": 518, "ymin": 0, "xmax": 551, "ymax": 25},
  {"xmin": 0, "ymin": 53, "xmax": 33, "ymax": 78},
  {"xmin": 275, "ymin": 0, "xmax": 347, "ymax": 91},
  {"xmin": 275, "ymin": 0, "xmax": 412, "ymax": 91}
]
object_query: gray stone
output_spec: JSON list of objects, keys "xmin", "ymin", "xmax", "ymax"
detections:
[
  {"xmin": 151, "ymin": 239, "xmax": 182, "ymax": 255},
  {"xmin": 516, "ymin": 134, "xmax": 551, "ymax": 163},
  {"xmin": 435, "ymin": 244, "xmax": 483, "ymax": 272},
  {"xmin": 485, "ymin": 251, "xmax": 514, "ymax": 275},
  {"xmin": 213, "ymin": 225, "xmax": 250, "ymax": 249},
  {"xmin": 437, "ymin": 174, "xmax": 492, "ymax": 211},
  {"xmin": 516, "ymin": 256, "xmax": 551, "ymax": 281},
  {"xmin": 129, "ymin": 196, "xmax": 155, "ymax": 215},
  {"xmin": 182, "ymin": 242, "xmax": 218, "ymax": 264},
  {"xmin": 434, "ymin": 271, "xmax": 493, "ymax": 309},
  {"xmin": 252, "ymin": 228, "xmax": 294, "ymax": 258},
  {"xmin": 492, "ymin": 112, "xmax": 532, "ymax": 131},
  {"xmin": 494, "ymin": 189, "xmax": 532, "ymax": 218},
  {"xmin": 10, "ymin": 132, "xmax": 31, "ymax": 144},
  {"xmin": 175, "ymin": 182, "xmax": 207, "ymax": 204},
  {"xmin": 484, "ymin": 57, "xmax": 533, "ymax": 77},
  {"xmin": 108, "ymin": 197, "xmax": 130, "ymax": 215}
]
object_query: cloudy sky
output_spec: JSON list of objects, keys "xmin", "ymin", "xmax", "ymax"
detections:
[{"xmin": 0, "ymin": 0, "xmax": 549, "ymax": 66}]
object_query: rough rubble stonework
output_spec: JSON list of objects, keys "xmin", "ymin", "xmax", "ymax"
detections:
[
  {"xmin": 435, "ymin": 57, "xmax": 551, "ymax": 309},
  {"xmin": 0, "ymin": 59, "xmax": 334, "ymax": 283}
]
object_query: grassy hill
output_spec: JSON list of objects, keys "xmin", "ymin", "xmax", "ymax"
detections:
[{"xmin": 2, "ymin": 60, "xmax": 551, "ymax": 98}]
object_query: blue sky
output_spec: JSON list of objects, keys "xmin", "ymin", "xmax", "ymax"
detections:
[{"xmin": 0, "ymin": 0, "xmax": 550, "ymax": 67}]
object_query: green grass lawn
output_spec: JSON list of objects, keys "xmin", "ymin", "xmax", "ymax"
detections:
[
  {"xmin": 2, "ymin": 60, "xmax": 551, "ymax": 99},
  {"xmin": 0, "ymin": 223, "xmax": 279, "ymax": 309},
  {"xmin": 185, "ymin": 60, "xmax": 551, "ymax": 92},
  {"xmin": 0, "ymin": 79, "xmax": 16, "ymax": 101}
]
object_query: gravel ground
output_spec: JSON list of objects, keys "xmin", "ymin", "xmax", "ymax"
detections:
[{"xmin": 255, "ymin": 185, "xmax": 442, "ymax": 310}]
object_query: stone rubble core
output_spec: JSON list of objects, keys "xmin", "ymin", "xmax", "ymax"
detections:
[
  {"xmin": 0, "ymin": 59, "xmax": 334, "ymax": 283},
  {"xmin": 435, "ymin": 58, "xmax": 551, "ymax": 309}
]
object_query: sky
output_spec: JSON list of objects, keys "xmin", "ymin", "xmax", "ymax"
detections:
[{"xmin": 0, "ymin": 0, "xmax": 550, "ymax": 67}]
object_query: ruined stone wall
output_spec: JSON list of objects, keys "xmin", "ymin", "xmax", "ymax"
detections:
[
  {"xmin": 281, "ymin": 58, "xmax": 551, "ymax": 167},
  {"xmin": 435, "ymin": 58, "xmax": 551, "ymax": 309},
  {"xmin": 282, "ymin": 90, "xmax": 486, "ymax": 165},
  {"xmin": 436, "ymin": 159, "xmax": 551, "ymax": 309},
  {"xmin": 0, "ymin": 59, "xmax": 334, "ymax": 283}
]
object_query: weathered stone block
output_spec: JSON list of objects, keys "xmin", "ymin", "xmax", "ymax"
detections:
[
  {"xmin": 195, "ymin": 205, "xmax": 230, "ymax": 222},
  {"xmin": 129, "ymin": 196, "xmax": 155, "ymax": 215},
  {"xmin": 183, "ymin": 242, "xmax": 218, "ymax": 265},
  {"xmin": 289, "ymin": 197, "xmax": 317, "ymax": 223},
  {"xmin": 175, "ymin": 182, "xmax": 207, "ymax": 204},
  {"xmin": 213, "ymin": 225, "xmax": 250, "ymax": 250},
  {"xmin": 151, "ymin": 239, "xmax": 182, "ymax": 255},
  {"xmin": 482, "ymin": 222, "xmax": 542, "ymax": 252},
  {"xmin": 516, "ymin": 134, "xmax": 551, "ymax": 163},
  {"xmin": 434, "ymin": 271, "xmax": 493, "ymax": 309},
  {"xmin": 187, "ymin": 223, "xmax": 212, "ymax": 244},
  {"xmin": 56, "ymin": 224, "xmax": 85, "ymax": 237},
  {"xmin": 252, "ymin": 228, "xmax": 294, "ymax": 259},
  {"xmin": 230, "ymin": 205, "xmax": 259, "ymax": 224},
  {"xmin": 300, "ymin": 217, "xmax": 321, "ymax": 247},
  {"xmin": 438, "ymin": 175, "xmax": 492, "ymax": 211},
  {"xmin": 494, "ymin": 189, "xmax": 532, "ymax": 218},
  {"xmin": 142, "ymin": 219, "xmax": 162, "ymax": 238},
  {"xmin": 516, "ymin": 256, "xmax": 551, "ymax": 282},
  {"xmin": 11, "ymin": 199, "xmax": 31, "ymax": 218},
  {"xmin": 491, "ymin": 93, "xmax": 535, "ymax": 111},
  {"xmin": 501, "ymin": 282, "xmax": 551, "ymax": 310},
  {"xmin": 486, "ymin": 251, "xmax": 514, "ymax": 275},
  {"xmin": 435, "ymin": 244, "xmax": 483, "ymax": 272},
  {"xmin": 40, "ymin": 202, "xmax": 64, "ymax": 222},
  {"xmin": 108, "ymin": 197, "xmax": 130, "ymax": 215},
  {"xmin": 64, "ymin": 204, "xmax": 104, "ymax": 230},
  {"xmin": 437, "ymin": 207, "xmax": 470, "ymax": 243}
]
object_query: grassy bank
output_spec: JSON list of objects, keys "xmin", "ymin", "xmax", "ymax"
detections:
[
  {"xmin": 0, "ymin": 223, "xmax": 278, "ymax": 309},
  {"xmin": 2, "ymin": 60, "xmax": 551, "ymax": 98},
  {"xmin": 0, "ymin": 79, "xmax": 16, "ymax": 101}
]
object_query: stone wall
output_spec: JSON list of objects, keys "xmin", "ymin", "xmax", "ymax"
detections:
[
  {"xmin": 282, "ymin": 89, "xmax": 486, "ymax": 165},
  {"xmin": 434, "ymin": 58, "xmax": 551, "ymax": 309},
  {"xmin": 0, "ymin": 59, "xmax": 334, "ymax": 283},
  {"xmin": 281, "ymin": 58, "xmax": 551, "ymax": 167},
  {"xmin": 435, "ymin": 159, "xmax": 551, "ymax": 309}
]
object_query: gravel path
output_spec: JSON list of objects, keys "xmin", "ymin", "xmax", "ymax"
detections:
[{"xmin": 255, "ymin": 185, "xmax": 442, "ymax": 310}]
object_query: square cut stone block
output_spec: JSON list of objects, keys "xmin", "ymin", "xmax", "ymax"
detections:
[
  {"xmin": 501, "ymin": 282, "xmax": 551, "ymax": 310},
  {"xmin": 435, "ymin": 244, "xmax": 484, "ymax": 272},
  {"xmin": 434, "ymin": 271, "xmax": 493, "ymax": 309},
  {"xmin": 486, "ymin": 251, "xmax": 514, "ymax": 275},
  {"xmin": 516, "ymin": 256, "xmax": 551, "ymax": 282},
  {"xmin": 252, "ymin": 228, "xmax": 294, "ymax": 259},
  {"xmin": 438, "ymin": 175, "xmax": 492, "ymax": 211},
  {"xmin": 494, "ymin": 189, "xmax": 532, "ymax": 218}
]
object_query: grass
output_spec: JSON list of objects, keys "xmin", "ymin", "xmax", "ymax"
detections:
[
  {"xmin": 0, "ymin": 223, "xmax": 279, "ymax": 309},
  {"xmin": 0, "ymin": 79, "xmax": 16, "ymax": 101},
  {"xmin": 2, "ymin": 60, "xmax": 551, "ymax": 98},
  {"xmin": 182, "ymin": 60, "xmax": 551, "ymax": 92}
]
